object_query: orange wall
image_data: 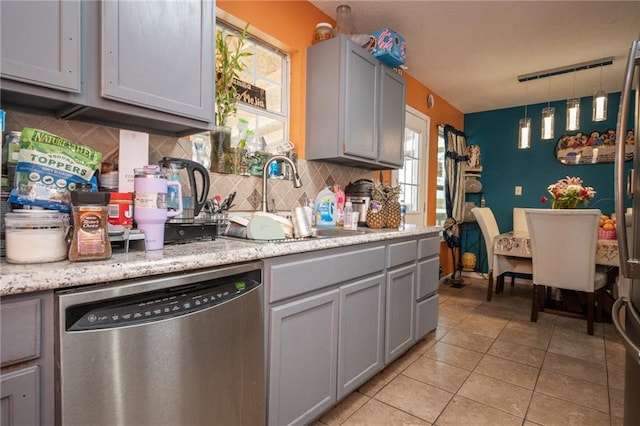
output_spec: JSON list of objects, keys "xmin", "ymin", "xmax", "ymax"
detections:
[{"xmin": 217, "ymin": 0, "xmax": 463, "ymax": 225}]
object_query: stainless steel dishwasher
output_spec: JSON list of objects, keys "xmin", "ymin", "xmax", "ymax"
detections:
[{"xmin": 55, "ymin": 261, "xmax": 264, "ymax": 426}]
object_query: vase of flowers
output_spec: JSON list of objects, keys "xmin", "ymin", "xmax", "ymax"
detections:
[{"xmin": 541, "ymin": 176, "xmax": 596, "ymax": 209}]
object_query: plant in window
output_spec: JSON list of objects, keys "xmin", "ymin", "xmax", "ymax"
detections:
[
  {"xmin": 215, "ymin": 23, "xmax": 251, "ymax": 127},
  {"xmin": 211, "ymin": 23, "xmax": 251, "ymax": 173}
]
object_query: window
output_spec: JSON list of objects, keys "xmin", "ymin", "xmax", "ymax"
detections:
[
  {"xmin": 396, "ymin": 107, "xmax": 429, "ymax": 226},
  {"xmin": 217, "ymin": 21, "xmax": 290, "ymax": 150},
  {"xmin": 399, "ymin": 128, "xmax": 420, "ymax": 212}
]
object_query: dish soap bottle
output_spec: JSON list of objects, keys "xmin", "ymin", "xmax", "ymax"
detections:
[{"xmin": 315, "ymin": 187, "xmax": 336, "ymax": 227}]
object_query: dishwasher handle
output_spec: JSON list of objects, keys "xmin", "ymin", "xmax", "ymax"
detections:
[{"xmin": 612, "ymin": 297, "xmax": 640, "ymax": 365}]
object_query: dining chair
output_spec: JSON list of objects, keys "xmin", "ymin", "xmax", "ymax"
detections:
[
  {"xmin": 513, "ymin": 207, "xmax": 529, "ymax": 235},
  {"xmin": 472, "ymin": 207, "xmax": 533, "ymax": 301},
  {"xmin": 525, "ymin": 208, "xmax": 607, "ymax": 335}
]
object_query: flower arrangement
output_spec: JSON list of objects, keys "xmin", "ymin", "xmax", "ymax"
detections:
[{"xmin": 540, "ymin": 176, "xmax": 596, "ymax": 209}]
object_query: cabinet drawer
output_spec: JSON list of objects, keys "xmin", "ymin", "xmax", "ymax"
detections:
[
  {"xmin": 417, "ymin": 257, "xmax": 439, "ymax": 300},
  {"xmin": 387, "ymin": 240, "xmax": 417, "ymax": 268},
  {"xmin": 1, "ymin": 299, "xmax": 41, "ymax": 367},
  {"xmin": 415, "ymin": 294, "xmax": 439, "ymax": 340},
  {"xmin": 269, "ymin": 246, "xmax": 385, "ymax": 303},
  {"xmin": 418, "ymin": 236, "xmax": 440, "ymax": 260}
]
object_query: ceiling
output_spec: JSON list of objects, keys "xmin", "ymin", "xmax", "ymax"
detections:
[{"xmin": 310, "ymin": 1, "xmax": 640, "ymax": 114}]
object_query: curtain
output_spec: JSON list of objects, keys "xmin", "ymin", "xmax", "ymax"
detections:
[{"xmin": 442, "ymin": 125, "xmax": 468, "ymax": 278}]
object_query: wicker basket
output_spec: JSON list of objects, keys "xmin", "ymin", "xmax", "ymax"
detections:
[{"xmin": 598, "ymin": 229, "xmax": 617, "ymax": 240}]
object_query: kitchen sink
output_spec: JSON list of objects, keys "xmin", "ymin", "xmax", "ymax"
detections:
[
  {"xmin": 311, "ymin": 227, "xmax": 368, "ymax": 237},
  {"xmin": 219, "ymin": 226, "xmax": 372, "ymax": 244}
]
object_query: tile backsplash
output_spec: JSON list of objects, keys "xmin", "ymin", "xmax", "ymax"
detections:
[{"xmin": 4, "ymin": 109, "xmax": 374, "ymax": 212}]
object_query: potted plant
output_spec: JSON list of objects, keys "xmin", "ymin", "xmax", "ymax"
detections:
[{"xmin": 211, "ymin": 23, "xmax": 251, "ymax": 173}]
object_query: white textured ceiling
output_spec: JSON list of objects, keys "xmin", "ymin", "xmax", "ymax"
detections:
[{"xmin": 310, "ymin": 1, "xmax": 640, "ymax": 114}]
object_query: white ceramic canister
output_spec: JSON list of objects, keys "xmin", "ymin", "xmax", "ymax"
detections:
[{"xmin": 5, "ymin": 210, "xmax": 70, "ymax": 263}]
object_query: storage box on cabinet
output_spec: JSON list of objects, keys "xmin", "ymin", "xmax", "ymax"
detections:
[{"xmin": 0, "ymin": 291, "xmax": 55, "ymax": 426}]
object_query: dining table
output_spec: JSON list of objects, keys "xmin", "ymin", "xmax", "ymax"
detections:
[
  {"xmin": 494, "ymin": 230, "xmax": 622, "ymax": 314},
  {"xmin": 493, "ymin": 231, "xmax": 620, "ymax": 267}
]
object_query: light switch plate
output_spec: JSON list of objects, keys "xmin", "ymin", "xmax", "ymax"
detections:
[{"xmin": 515, "ymin": 186, "xmax": 522, "ymax": 196}]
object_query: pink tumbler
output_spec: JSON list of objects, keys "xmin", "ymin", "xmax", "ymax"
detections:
[{"xmin": 133, "ymin": 165, "xmax": 183, "ymax": 250}]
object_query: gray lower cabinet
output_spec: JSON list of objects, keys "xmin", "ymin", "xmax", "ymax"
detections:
[
  {"xmin": 0, "ymin": 291, "xmax": 54, "ymax": 426},
  {"xmin": 385, "ymin": 240, "xmax": 417, "ymax": 364},
  {"xmin": 385, "ymin": 263, "xmax": 416, "ymax": 363},
  {"xmin": 337, "ymin": 274, "xmax": 385, "ymax": 400},
  {"xmin": 415, "ymin": 236, "xmax": 440, "ymax": 340},
  {"xmin": 265, "ymin": 244, "xmax": 386, "ymax": 426},
  {"xmin": 305, "ymin": 35, "xmax": 406, "ymax": 170},
  {"xmin": 268, "ymin": 290, "xmax": 340, "ymax": 426},
  {"xmin": 0, "ymin": 0, "xmax": 214, "ymax": 136}
]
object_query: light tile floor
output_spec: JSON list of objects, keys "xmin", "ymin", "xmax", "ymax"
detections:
[{"xmin": 313, "ymin": 276, "xmax": 626, "ymax": 426}]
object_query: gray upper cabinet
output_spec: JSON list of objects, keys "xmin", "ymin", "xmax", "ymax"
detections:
[
  {"xmin": 0, "ymin": 0, "xmax": 214, "ymax": 137},
  {"xmin": 378, "ymin": 66, "xmax": 406, "ymax": 166},
  {"xmin": 0, "ymin": 0, "xmax": 81, "ymax": 93},
  {"xmin": 100, "ymin": 0, "xmax": 213, "ymax": 122},
  {"xmin": 306, "ymin": 35, "xmax": 406, "ymax": 170}
]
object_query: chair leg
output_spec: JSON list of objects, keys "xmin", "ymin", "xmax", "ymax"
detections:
[
  {"xmin": 531, "ymin": 284, "xmax": 539, "ymax": 322},
  {"xmin": 595, "ymin": 288, "xmax": 603, "ymax": 323},
  {"xmin": 587, "ymin": 292, "xmax": 595, "ymax": 336},
  {"xmin": 487, "ymin": 272, "xmax": 494, "ymax": 302},
  {"xmin": 496, "ymin": 274, "xmax": 504, "ymax": 294},
  {"xmin": 511, "ymin": 273, "xmax": 515, "ymax": 288}
]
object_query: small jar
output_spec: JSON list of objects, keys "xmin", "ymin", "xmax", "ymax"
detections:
[
  {"xmin": 335, "ymin": 4, "xmax": 352, "ymax": 35},
  {"xmin": 314, "ymin": 23, "xmax": 333, "ymax": 44},
  {"xmin": 108, "ymin": 192, "xmax": 133, "ymax": 228},
  {"xmin": 5, "ymin": 210, "xmax": 70, "ymax": 264},
  {"xmin": 68, "ymin": 187, "xmax": 111, "ymax": 261},
  {"xmin": 5, "ymin": 130, "xmax": 21, "ymax": 163}
]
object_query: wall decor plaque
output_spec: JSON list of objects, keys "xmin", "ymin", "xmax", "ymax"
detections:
[{"xmin": 555, "ymin": 129, "xmax": 634, "ymax": 164}]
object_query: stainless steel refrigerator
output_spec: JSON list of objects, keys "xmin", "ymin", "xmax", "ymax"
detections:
[{"xmin": 614, "ymin": 39, "xmax": 640, "ymax": 426}]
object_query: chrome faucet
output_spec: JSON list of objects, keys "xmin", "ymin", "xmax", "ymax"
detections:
[{"xmin": 262, "ymin": 155, "xmax": 302, "ymax": 212}]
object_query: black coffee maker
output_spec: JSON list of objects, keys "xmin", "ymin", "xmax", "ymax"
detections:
[{"xmin": 345, "ymin": 179, "xmax": 373, "ymax": 226}]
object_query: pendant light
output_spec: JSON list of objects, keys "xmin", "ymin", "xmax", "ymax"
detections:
[
  {"xmin": 541, "ymin": 79, "xmax": 555, "ymax": 140},
  {"xmin": 566, "ymin": 73, "xmax": 580, "ymax": 131},
  {"xmin": 593, "ymin": 67, "xmax": 608, "ymax": 121},
  {"xmin": 518, "ymin": 82, "xmax": 531, "ymax": 149}
]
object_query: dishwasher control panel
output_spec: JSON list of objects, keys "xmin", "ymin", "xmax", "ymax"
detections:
[{"xmin": 66, "ymin": 269, "xmax": 261, "ymax": 331}]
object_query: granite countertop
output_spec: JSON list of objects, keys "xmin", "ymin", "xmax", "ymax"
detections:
[{"xmin": 1, "ymin": 226, "xmax": 441, "ymax": 296}]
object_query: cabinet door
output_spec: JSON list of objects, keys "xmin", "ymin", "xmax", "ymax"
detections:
[
  {"xmin": 337, "ymin": 273, "xmax": 385, "ymax": 399},
  {"xmin": 0, "ymin": 0, "xmax": 81, "ymax": 92},
  {"xmin": 378, "ymin": 66, "xmax": 406, "ymax": 166},
  {"xmin": 385, "ymin": 264, "xmax": 416, "ymax": 363},
  {"xmin": 268, "ymin": 290, "xmax": 339, "ymax": 426},
  {"xmin": 343, "ymin": 42, "xmax": 378, "ymax": 160},
  {"xmin": 101, "ymin": 0, "xmax": 213, "ymax": 121},
  {"xmin": 0, "ymin": 366, "xmax": 39, "ymax": 426},
  {"xmin": 417, "ymin": 257, "xmax": 439, "ymax": 300}
]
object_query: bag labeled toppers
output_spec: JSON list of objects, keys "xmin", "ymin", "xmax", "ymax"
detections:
[{"xmin": 8, "ymin": 128, "xmax": 102, "ymax": 212}]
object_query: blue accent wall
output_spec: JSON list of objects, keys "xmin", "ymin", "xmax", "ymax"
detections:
[{"xmin": 462, "ymin": 92, "xmax": 635, "ymax": 272}]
